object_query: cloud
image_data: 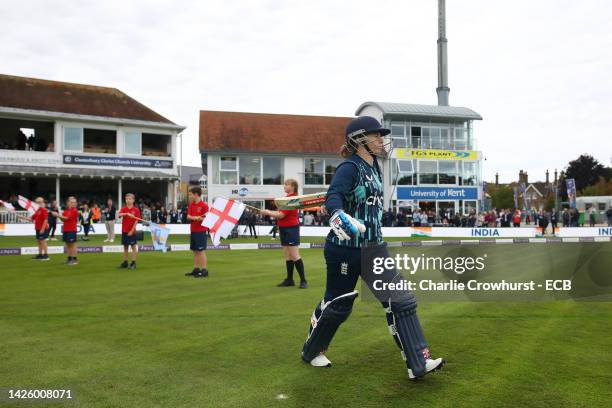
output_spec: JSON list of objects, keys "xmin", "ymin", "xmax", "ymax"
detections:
[{"xmin": 1, "ymin": 0, "xmax": 610, "ymax": 182}]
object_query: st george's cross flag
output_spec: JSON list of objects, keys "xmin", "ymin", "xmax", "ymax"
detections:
[
  {"xmin": 18, "ymin": 195, "xmax": 39, "ymax": 216},
  {"xmin": 202, "ymin": 197, "xmax": 245, "ymax": 246}
]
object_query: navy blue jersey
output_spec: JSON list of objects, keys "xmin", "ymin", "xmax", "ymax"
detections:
[{"xmin": 325, "ymin": 154, "xmax": 384, "ymax": 248}]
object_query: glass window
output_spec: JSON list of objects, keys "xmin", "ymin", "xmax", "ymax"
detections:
[
  {"xmin": 410, "ymin": 126, "xmax": 421, "ymax": 148},
  {"xmin": 393, "ymin": 159, "xmax": 414, "ymax": 185},
  {"xmin": 142, "ymin": 133, "xmax": 171, "ymax": 157},
  {"xmin": 430, "ymin": 128, "xmax": 441, "ymax": 149},
  {"xmin": 219, "ymin": 156, "xmax": 238, "ymax": 184},
  {"xmin": 419, "ymin": 160, "xmax": 437, "ymax": 184},
  {"xmin": 220, "ymin": 156, "xmax": 237, "ymax": 170},
  {"xmin": 263, "ymin": 157, "xmax": 283, "ymax": 185},
  {"xmin": 239, "ymin": 156, "xmax": 261, "ymax": 184},
  {"xmin": 124, "ymin": 132, "xmax": 141, "ymax": 155},
  {"xmin": 455, "ymin": 128, "xmax": 467, "ymax": 150},
  {"xmin": 391, "ymin": 123, "xmax": 407, "ymax": 148},
  {"xmin": 440, "ymin": 128, "xmax": 449, "ymax": 149},
  {"xmin": 462, "ymin": 162, "xmax": 476, "ymax": 186},
  {"xmin": 438, "ymin": 161, "xmax": 457, "ymax": 184},
  {"xmin": 325, "ymin": 158, "xmax": 342, "ymax": 184},
  {"xmin": 63, "ymin": 127, "xmax": 83, "ymax": 152},
  {"xmin": 83, "ymin": 128, "xmax": 116, "ymax": 154},
  {"xmin": 304, "ymin": 158, "xmax": 324, "ymax": 185},
  {"xmin": 421, "ymin": 127, "xmax": 431, "ymax": 149},
  {"xmin": 463, "ymin": 200, "xmax": 477, "ymax": 215},
  {"xmin": 398, "ymin": 160, "xmax": 413, "ymax": 173}
]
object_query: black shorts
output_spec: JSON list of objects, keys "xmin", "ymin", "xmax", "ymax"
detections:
[
  {"xmin": 279, "ymin": 225, "xmax": 300, "ymax": 246},
  {"xmin": 62, "ymin": 231, "xmax": 77, "ymax": 243},
  {"xmin": 190, "ymin": 231, "xmax": 208, "ymax": 252},
  {"xmin": 122, "ymin": 232, "xmax": 138, "ymax": 246},
  {"xmin": 36, "ymin": 228, "xmax": 50, "ymax": 240}
]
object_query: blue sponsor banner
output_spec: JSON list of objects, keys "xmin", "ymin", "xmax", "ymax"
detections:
[
  {"xmin": 397, "ymin": 186, "xmax": 478, "ymax": 200},
  {"xmin": 63, "ymin": 154, "xmax": 173, "ymax": 169}
]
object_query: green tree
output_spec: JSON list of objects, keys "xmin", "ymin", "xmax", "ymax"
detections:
[
  {"xmin": 490, "ymin": 185, "xmax": 515, "ymax": 209},
  {"xmin": 559, "ymin": 155, "xmax": 609, "ymax": 200}
]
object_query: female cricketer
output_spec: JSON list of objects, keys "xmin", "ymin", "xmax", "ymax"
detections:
[
  {"xmin": 51, "ymin": 196, "xmax": 79, "ymax": 265},
  {"xmin": 300, "ymin": 116, "xmax": 444, "ymax": 379},
  {"xmin": 261, "ymin": 179, "xmax": 307, "ymax": 289}
]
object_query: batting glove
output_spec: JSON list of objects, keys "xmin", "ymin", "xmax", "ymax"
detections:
[{"xmin": 329, "ymin": 210, "xmax": 366, "ymax": 240}]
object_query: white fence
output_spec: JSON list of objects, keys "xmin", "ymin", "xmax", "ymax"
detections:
[{"xmin": 0, "ymin": 211, "xmax": 30, "ymax": 224}]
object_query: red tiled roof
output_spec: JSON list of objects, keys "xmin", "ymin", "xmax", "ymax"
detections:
[
  {"xmin": 0, "ymin": 74, "xmax": 175, "ymax": 124},
  {"xmin": 199, "ymin": 110, "xmax": 351, "ymax": 154}
]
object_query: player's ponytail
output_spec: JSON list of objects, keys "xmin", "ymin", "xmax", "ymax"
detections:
[{"xmin": 340, "ymin": 144, "xmax": 353, "ymax": 158}]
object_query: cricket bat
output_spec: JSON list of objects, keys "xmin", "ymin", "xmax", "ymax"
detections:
[{"xmin": 274, "ymin": 192, "xmax": 326, "ymax": 210}]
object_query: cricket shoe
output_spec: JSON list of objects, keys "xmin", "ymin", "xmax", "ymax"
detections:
[
  {"xmin": 310, "ymin": 354, "xmax": 332, "ymax": 367},
  {"xmin": 68, "ymin": 259, "xmax": 79, "ymax": 265},
  {"xmin": 185, "ymin": 268, "xmax": 199, "ymax": 276},
  {"xmin": 40, "ymin": 255, "xmax": 50, "ymax": 261},
  {"xmin": 277, "ymin": 279, "xmax": 295, "ymax": 287},
  {"xmin": 119, "ymin": 261, "xmax": 129, "ymax": 269},
  {"xmin": 32, "ymin": 254, "xmax": 42, "ymax": 260},
  {"xmin": 194, "ymin": 269, "xmax": 209, "ymax": 278},
  {"xmin": 408, "ymin": 358, "xmax": 445, "ymax": 380},
  {"xmin": 128, "ymin": 262, "xmax": 136, "ymax": 270},
  {"xmin": 299, "ymin": 281, "xmax": 309, "ymax": 289}
]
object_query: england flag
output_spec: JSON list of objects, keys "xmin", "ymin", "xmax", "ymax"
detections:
[
  {"xmin": 18, "ymin": 195, "xmax": 40, "ymax": 216},
  {"xmin": 202, "ymin": 198, "xmax": 246, "ymax": 246}
]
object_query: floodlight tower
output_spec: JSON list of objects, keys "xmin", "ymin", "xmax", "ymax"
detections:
[{"xmin": 436, "ymin": 0, "xmax": 450, "ymax": 106}]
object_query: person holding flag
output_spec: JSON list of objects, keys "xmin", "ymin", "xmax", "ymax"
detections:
[
  {"xmin": 31, "ymin": 197, "xmax": 50, "ymax": 260},
  {"xmin": 261, "ymin": 179, "xmax": 308, "ymax": 289},
  {"xmin": 185, "ymin": 187, "xmax": 209, "ymax": 278},
  {"xmin": 117, "ymin": 193, "xmax": 141, "ymax": 270},
  {"xmin": 51, "ymin": 196, "xmax": 79, "ymax": 265}
]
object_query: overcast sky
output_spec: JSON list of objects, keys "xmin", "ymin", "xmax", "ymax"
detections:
[{"xmin": 1, "ymin": 0, "xmax": 611, "ymax": 182}]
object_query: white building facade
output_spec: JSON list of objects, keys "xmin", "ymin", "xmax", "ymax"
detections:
[
  {"xmin": 0, "ymin": 75, "xmax": 185, "ymax": 208},
  {"xmin": 201, "ymin": 103, "xmax": 483, "ymax": 215}
]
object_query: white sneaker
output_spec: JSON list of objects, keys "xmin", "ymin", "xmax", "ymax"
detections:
[
  {"xmin": 110, "ymin": 240, "xmax": 114, "ymax": 243},
  {"xmin": 310, "ymin": 354, "xmax": 332, "ymax": 367},
  {"xmin": 408, "ymin": 357, "xmax": 445, "ymax": 379},
  {"xmin": 103, "ymin": 239, "xmax": 109, "ymax": 242}
]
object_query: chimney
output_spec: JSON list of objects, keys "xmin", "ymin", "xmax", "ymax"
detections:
[
  {"xmin": 436, "ymin": 0, "xmax": 450, "ymax": 106},
  {"xmin": 554, "ymin": 169, "xmax": 558, "ymax": 184},
  {"xmin": 495, "ymin": 172, "xmax": 499, "ymax": 186},
  {"xmin": 519, "ymin": 170, "xmax": 524, "ymax": 183},
  {"xmin": 525, "ymin": 172, "xmax": 528, "ymax": 184},
  {"xmin": 545, "ymin": 169, "xmax": 549, "ymax": 184}
]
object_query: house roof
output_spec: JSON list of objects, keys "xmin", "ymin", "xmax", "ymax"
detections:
[
  {"xmin": 356, "ymin": 101, "xmax": 482, "ymax": 120},
  {"xmin": 199, "ymin": 110, "xmax": 351, "ymax": 155},
  {"xmin": 0, "ymin": 74, "xmax": 181, "ymax": 127}
]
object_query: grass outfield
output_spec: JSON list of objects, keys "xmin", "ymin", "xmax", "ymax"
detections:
[
  {"xmin": 0, "ymin": 234, "xmax": 459, "ymax": 248},
  {"xmin": 1, "ymin": 247, "xmax": 611, "ymax": 407}
]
